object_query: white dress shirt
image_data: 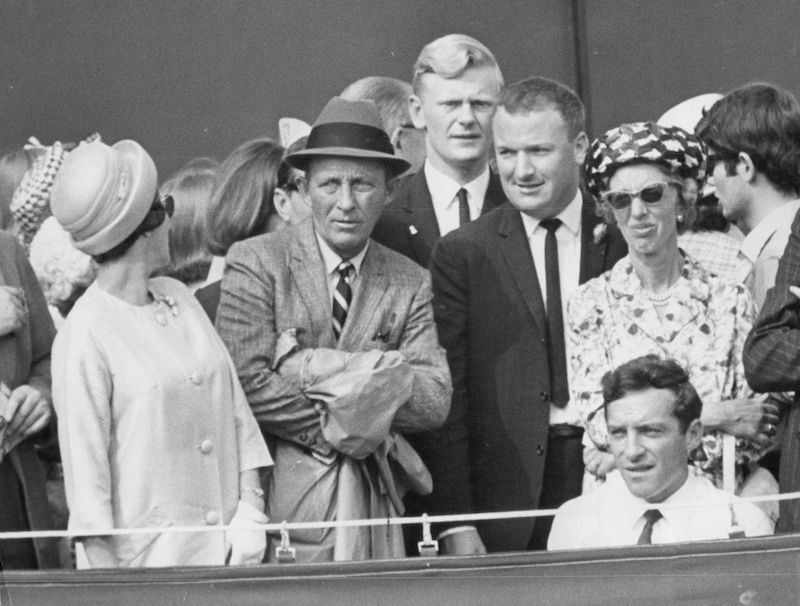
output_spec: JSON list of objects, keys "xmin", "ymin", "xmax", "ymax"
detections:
[
  {"xmin": 736, "ymin": 199, "xmax": 800, "ymax": 310},
  {"xmin": 548, "ymin": 469, "xmax": 773, "ymax": 550},
  {"xmin": 424, "ymin": 160, "xmax": 491, "ymax": 236},
  {"xmin": 520, "ymin": 190, "xmax": 583, "ymax": 425},
  {"xmin": 315, "ymin": 232, "xmax": 369, "ymax": 301}
]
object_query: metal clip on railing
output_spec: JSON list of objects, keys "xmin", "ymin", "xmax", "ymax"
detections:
[
  {"xmin": 728, "ymin": 498, "xmax": 745, "ymax": 539},
  {"xmin": 275, "ymin": 521, "xmax": 297, "ymax": 564},
  {"xmin": 416, "ymin": 513, "xmax": 439, "ymax": 557}
]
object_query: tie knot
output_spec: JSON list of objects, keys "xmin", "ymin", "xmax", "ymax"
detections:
[
  {"xmin": 337, "ymin": 261, "xmax": 353, "ymax": 280},
  {"xmin": 643, "ymin": 509, "xmax": 662, "ymax": 524},
  {"xmin": 540, "ymin": 217, "xmax": 562, "ymax": 234},
  {"xmin": 456, "ymin": 188, "xmax": 468, "ymax": 203}
]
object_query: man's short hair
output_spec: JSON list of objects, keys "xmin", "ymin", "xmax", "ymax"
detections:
[
  {"xmin": 412, "ymin": 33, "xmax": 504, "ymax": 95},
  {"xmin": 601, "ymin": 355, "xmax": 702, "ymax": 433},
  {"xmin": 341, "ymin": 77, "xmax": 413, "ymax": 137},
  {"xmin": 696, "ymin": 82, "xmax": 800, "ymax": 194},
  {"xmin": 497, "ymin": 76, "xmax": 586, "ymax": 139}
]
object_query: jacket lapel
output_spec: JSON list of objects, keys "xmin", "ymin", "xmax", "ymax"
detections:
[
  {"xmin": 497, "ymin": 206, "xmax": 546, "ymax": 333},
  {"xmin": 579, "ymin": 192, "xmax": 608, "ymax": 284},
  {"xmin": 399, "ymin": 171, "xmax": 440, "ymax": 261},
  {"xmin": 482, "ymin": 172, "xmax": 507, "ymax": 214},
  {"xmin": 338, "ymin": 242, "xmax": 389, "ymax": 350},
  {"xmin": 289, "ymin": 222, "xmax": 337, "ymax": 347}
]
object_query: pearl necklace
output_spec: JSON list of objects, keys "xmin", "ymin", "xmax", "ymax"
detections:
[{"xmin": 645, "ymin": 280, "xmax": 679, "ymax": 307}]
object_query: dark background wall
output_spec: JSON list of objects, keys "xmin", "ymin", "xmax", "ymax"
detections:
[{"xmin": 2, "ymin": 0, "xmax": 799, "ymax": 179}]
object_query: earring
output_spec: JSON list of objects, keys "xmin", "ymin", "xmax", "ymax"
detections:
[{"xmin": 677, "ymin": 213, "xmax": 684, "ymax": 222}]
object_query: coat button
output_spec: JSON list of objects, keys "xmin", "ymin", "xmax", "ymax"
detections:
[
  {"xmin": 536, "ymin": 445, "xmax": 545, "ymax": 456},
  {"xmin": 539, "ymin": 391, "xmax": 548, "ymax": 402},
  {"xmin": 199, "ymin": 440, "xmax": 213, "ymax": 454},
  {"xmin": 205, "ymin": 511, "xmax": 220, "ymax": 525},
  {"xmin": 190, "ymin": 372, "xmax": 203, "ymax": 385},
  {"xmin": 299, "ymin": 433, "xmax": 308, "ymax": 443}
]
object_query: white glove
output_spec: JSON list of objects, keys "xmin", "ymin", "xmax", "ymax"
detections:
[{"xmin": 225, "ymin": 500, "xmax": 268, "ymax": 566}]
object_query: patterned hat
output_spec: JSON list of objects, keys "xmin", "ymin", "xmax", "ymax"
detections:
[
  {"xmin": 10, "ymin": 141, "xmax": 67, "ymax": 249},
  {"xmin": 585, "ymin": 121, "xmax": 706, "ymax": 198}
]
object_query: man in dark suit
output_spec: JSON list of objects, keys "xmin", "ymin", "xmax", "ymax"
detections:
[
  {"xmin": 744, "ymin": 205, "xmax": 800, "ymax": 533},
  {"xmin": 371, "ymin": 34, "xmax": 506, "ymax": 267},
  {"xmin": 425, "ymin": 76, "xmax": 627, "ymax": 554}
]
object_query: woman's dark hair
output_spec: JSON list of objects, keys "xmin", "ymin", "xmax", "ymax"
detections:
[
  {"xmin": 92, "ymin": 195, "xmax": 169, "ymax": 264},
  {"xmin": 205, "ymin": 138, "xmax": 284, "ymax": 257}
]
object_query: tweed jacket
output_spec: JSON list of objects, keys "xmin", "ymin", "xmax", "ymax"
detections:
[
  {"xmin": 744, "ymin": 205, "xmax": 800, "ymax": 531},
  {"xmin": 371, "ymin": 169, "xmax": 506, "ymax": 267},
  {"xmin": 216, "ymin": 219, "xmax": 452, "ymax": 458}
]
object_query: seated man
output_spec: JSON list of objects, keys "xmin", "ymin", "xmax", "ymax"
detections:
[{"xmin": 548, "ymin": 355, "xmax": 773, "ymax": 550}]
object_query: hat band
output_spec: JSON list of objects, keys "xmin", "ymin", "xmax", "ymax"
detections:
[{"xmin": 307, "ymin": 122, "xmax": 394, "ymax": 156}]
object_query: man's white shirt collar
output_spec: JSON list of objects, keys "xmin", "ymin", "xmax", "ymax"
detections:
[
  {"xmin": 315, "ymin": 231, "xmax": 369, "ymax": 279},
  {"xmin": 605, "ymin": 469, "xmax": 701, "ymax": 532},
  {"xmin": 519, "ymin": 189, "xmax": 583, "ymax": 238},
  {"xmin": 424, "ymin": 159, "xmax": 491, "ymax": 218},
  {"xmin": 739, "ymin": 199, "xmax": 800, "ymax": 264}
]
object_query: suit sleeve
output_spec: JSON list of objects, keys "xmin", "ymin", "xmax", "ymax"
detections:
[
  {"xmin": 391, "ymin": 270, "xmax": 452, "ymax": 433},
  {"xmin": 413, "ymin": 235, "xmax": 475, "ymax": 518},
  {"xmin": 51, "ymin": 324, "xmax": 117, "ymax": 566},
  {"xmin": 216, "ymin": 242, "xmax": 329, "ymax": 455},
  {"xmin": 15, "ymin": 237, "xmax": 56, "ymax": 401},
  {"xmin": 744, "ymin": 208, "xmax": 800, "ymax": 392}
]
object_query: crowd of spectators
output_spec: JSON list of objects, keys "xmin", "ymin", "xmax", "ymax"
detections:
[{"xmin": 3, "ymin": 32, "xmax": 800, "ymax": 571}]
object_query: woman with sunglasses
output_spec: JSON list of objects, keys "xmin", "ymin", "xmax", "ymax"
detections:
[
  {"xmin": 568, "ymin": 122, "xmax": 778, "ymax": 500},
  {"xmin": 48, "ymin": 140, "xmax": 272, "ymax": 568}
]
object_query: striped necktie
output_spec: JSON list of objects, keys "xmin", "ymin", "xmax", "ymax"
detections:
[{"xmin": 332, "ymin": 261, "xmax": 353, "ymax": 340}]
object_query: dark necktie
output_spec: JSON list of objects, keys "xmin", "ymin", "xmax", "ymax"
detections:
[
  {"xmin": 457, "ymin": 188, "xmax": 470, "ymax": 226},
  {"xmin": 637, "ymin": 509, "xmax": 663, "ymax": 545},
  {"xmin": 540, "ymin": 218, "xmax": 569, "ymax": 408},
  {"xmin": 332, "ymin": 261, "xmax": 353, "ymax": 340}
]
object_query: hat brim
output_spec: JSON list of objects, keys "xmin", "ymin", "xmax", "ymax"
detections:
[
  {"xmin": 286, "ymin": 147, "xmax": 410, "ymax": 177},
  {"xmin": 76, "ymin": 140, "xmax": 157, "ymax": 255}
]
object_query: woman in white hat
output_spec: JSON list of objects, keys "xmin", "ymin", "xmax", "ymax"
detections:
[{"xmin": 49, "ymin": 140, "xmax": 272, "ymax": 568}]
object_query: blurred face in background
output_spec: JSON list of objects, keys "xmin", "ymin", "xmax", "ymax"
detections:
[{"xmin": 274, "ymin": 166, "xmax": 312, "ymax": 226}]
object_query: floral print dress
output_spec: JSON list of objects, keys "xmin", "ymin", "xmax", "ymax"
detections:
[{"xmin": 567, "ymin": 253, "xmax": 762, "ymax": 487}]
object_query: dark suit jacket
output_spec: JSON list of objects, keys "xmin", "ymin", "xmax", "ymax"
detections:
[
  {"xmin": 371, "ymin": 169, "xmax": 506, "ymax": 267},
  {"xmin": 0, "ymin": 232, "xmax": 59, "ymax": 568},
  {"xmin": 195, "ymin": 279, "xmax": 221, "ymax": 323},
  {"xmin": 424, "ymin": 197, "xmax": 627, "ymax": 552},
  {"xmin": 744, "ymin": 205, "xmax": 800, "ymax": 532}
]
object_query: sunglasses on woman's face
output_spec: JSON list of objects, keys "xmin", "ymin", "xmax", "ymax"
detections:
[
  {"xmin": 152, "ymin": 193, "xmax": 174, "ymax": 219},
  {"xmin": 600, "ymin": 181, "xmax": 680, "ymax": 210}
]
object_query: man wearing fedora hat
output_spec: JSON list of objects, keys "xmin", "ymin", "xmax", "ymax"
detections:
[{"xmin": 216, "ymin": 97, "xmax": 452, "ymax": 561}]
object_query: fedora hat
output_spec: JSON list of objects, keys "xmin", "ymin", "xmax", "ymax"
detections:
[
  {"xmin": 50, "ymin": 140, "xmax": 158, "ymax": 255},
  {"xmin": 285, "ymin": 96, "xmax": 411, "ymax": 177}
]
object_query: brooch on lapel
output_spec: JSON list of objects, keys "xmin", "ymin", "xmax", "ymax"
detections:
[
  {"xmin": 408, "ymin": 225, "xmax": 418, "ymax": 235},
  {"xmin": 592, "ymin": 223, "xmax": 608, "ymax": 245}
]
